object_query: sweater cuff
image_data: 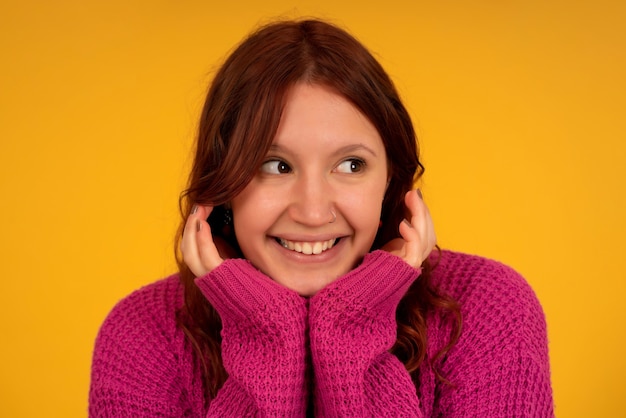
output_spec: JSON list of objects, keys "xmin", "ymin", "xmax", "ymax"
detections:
[
  {"xmin": 195, "ymin": 259, "xmax": 305, "ymax": 321},
  {"xmin": 312, "ymin": 250, "xmax": 421, "ymax": 309}
]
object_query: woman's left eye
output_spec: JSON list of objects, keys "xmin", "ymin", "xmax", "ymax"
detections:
[
  {"xmin": 335, "ymin": 158, "xmax": 365, "ymax": 174},
  {"xmin": 260, "ymin": 159, "xmax": 292, "ymax": 174}
]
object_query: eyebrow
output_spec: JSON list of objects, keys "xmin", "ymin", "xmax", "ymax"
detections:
[{"xmin": 268, "ymin": 143, "xmax": 379, "ymax": 158}]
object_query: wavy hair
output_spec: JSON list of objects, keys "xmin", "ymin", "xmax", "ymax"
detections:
[{"xmin": 175, "ymin": 19, "xmax": 461, "ymax": 399}]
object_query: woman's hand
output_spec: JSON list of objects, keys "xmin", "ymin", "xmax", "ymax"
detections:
[
  {"xmin": 181, "ymin": 205, "xmax": 226, "ymax": 277},
  {"xmin": 381, "ymin": 189, "xmax": 436, "ymax": 268}
]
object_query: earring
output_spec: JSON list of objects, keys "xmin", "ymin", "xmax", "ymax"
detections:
[{"xmin": 224, "ymin": 208, "xmax": 232, "ymax": 226}]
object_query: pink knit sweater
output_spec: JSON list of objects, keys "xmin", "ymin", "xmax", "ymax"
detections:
[{"xmin": 89, "ymin": 250, "xmax": 553, "ymax": 416}]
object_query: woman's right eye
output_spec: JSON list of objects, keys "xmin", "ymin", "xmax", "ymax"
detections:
[{"xmin": 260, "ymin": 160, "xmax": 292, "ymax": 174}]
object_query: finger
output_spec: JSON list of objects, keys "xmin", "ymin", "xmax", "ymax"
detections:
[
  {"xmin": 181, "ymin": 205, "xmax": 207, "ymax": 277},
  {"xmin": 398, "ymin": 218, "xmax": 420, "ymax": 267},
  {"xmin": 181, "ymin": 205, "xmax": 222, "ymax": 277},
  {"xmin": 181, "ymin": 205, "xmax": 202, "ymax": 273},
  {"xmin": 414, "ymin": 192, "xmax": 436, "ymax": 261},
  {"xmin": 195, "ymin": 206, "xmax": 224, "ymax": 273},
  {"xmin": 415, "ymin": 202, "xmax": 436, "ymax": 262},
  {"xmin": 423, "ymin": 203, "xmax": 437, "ymax": 258},
  {"xmin": 403, "ymin": 189, "xmax": 436, "ymax": 266}
]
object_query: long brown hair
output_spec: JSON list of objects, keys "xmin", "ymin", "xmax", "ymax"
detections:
[{"xmin": 175, "ymin": 19, "xmax": 461, "ymax": 399}]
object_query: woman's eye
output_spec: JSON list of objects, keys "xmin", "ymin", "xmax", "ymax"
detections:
[
  {"xmin": 260, "ymin": 160, "xmax": 292, "ymax": 174},
  {"xmin": 335, "ymin": 158, "xmax": 365, "ymax": 173}
]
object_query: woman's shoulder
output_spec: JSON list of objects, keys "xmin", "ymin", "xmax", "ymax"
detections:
[
  {"xmin": 98, "ymin": 274, "xmax": 184, "ymax": 339},
  {"xmin": 90, "ymin": 275, "xmax": 204, "ymax": 416},
  {"xmin": 422, "ymin": 253, "xmax": 553, "ymax": 416},
  {"xmin": 430, "ymin": 249, "xmax": 548, "ymax": 359},
  {"xmin": 92, "ymin": 274, "xmax": 187, "ymax": 368},
  {"xmin": 431, "ymin": 249, "xmax": 540, "ymax": 311}
]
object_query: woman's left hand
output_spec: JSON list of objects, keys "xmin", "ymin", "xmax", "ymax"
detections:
[{"xmin": 381, "ymin": 189, "xmax": 436, "ymax": 268}]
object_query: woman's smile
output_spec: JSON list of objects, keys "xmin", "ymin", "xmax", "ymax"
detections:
[{"xmin": 276, "ymin": 237, "xmax": 338, "ymax": 255}]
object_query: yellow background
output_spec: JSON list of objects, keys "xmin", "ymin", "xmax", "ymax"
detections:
[{"xmin": 1, "ymin": 0, "xmax": 624, "ymax": 416}]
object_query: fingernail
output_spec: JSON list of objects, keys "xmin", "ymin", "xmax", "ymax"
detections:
[
  {"xmin": 191, "ymin": 205, "xmax": 198, "ymax": 215},
  {"xmin": 416, "ymin": 189, "xmax": 423, "ymax": 199},
  {"xmin": 196, "ymin": 220, "xmax": 202, "ymax": 232}
]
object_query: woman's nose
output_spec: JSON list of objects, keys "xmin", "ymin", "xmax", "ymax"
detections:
[{"xmin": 287, "ymin": 175, "xmax": 335, "ymax": 226}]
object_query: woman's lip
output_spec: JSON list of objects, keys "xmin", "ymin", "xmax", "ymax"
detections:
[{"xmin": 271, "ymin": 233, "xmax": 342, "ymax": 242}]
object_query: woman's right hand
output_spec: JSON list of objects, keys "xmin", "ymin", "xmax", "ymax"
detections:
[{"xmin": 181, "ymin": 205, "xmax": 225, "ymax": 277}]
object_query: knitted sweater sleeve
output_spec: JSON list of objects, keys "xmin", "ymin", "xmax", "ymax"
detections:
[
  {"xmin": 309, "ymin": 250, "xmax": 423, "ymax": 417},
  {"xmin": 426, "ymin": 253, "xmax": 554, "ymax": 417},
  {"xmin": 89, "ymin": 277, "xmax": 205, "ymax": 417},
  {"xmin": 194, "ymin": 259, "xmax": 309, "ymax": 417}
]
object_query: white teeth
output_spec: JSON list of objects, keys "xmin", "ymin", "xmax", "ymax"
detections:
[{"xmin": 279, "ymin": 238, "xmax": 337, "ymax": 254}]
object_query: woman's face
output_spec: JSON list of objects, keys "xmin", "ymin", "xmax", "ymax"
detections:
[{"xmin": 231, "ymin": 83, "xmax": 389, "ymax": 296}]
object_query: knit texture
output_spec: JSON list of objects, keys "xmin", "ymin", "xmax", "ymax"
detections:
[
  {"xmin": 89, "ymin": 250, "xmax": 554, "ymax": 417},
  {"xmin": 309, "ymin": 251, "xmax": 423, "ymax": 417},
  {"xmin": 196, "ymin": 259, "xmax": 309, "ymax": 416}
]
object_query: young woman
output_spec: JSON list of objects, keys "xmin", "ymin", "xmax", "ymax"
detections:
[{"xmin": 90, "ymin": 19, "xmax": 553, "ymax": 417}]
